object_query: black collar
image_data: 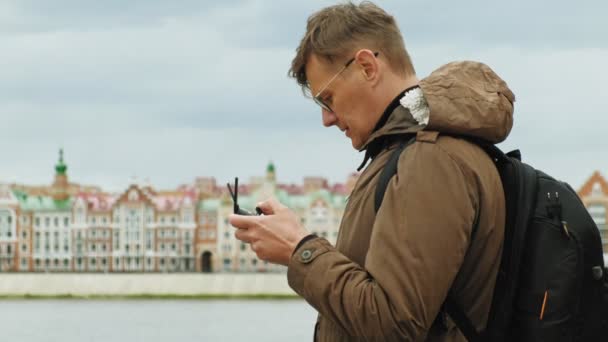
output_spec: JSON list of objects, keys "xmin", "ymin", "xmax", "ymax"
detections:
[{"xmin": 356, "ymin": 85, "xmax": 420, "ymax": 171}]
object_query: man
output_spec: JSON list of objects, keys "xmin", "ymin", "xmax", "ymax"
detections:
[{"xmin": 229, "ymin": 1, "xmax": 515, "ymax": 341}]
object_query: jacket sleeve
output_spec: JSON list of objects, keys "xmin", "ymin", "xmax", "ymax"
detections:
[{"xmin": 287, "ymin": 142, "xmax": 478, "ymax": 340}]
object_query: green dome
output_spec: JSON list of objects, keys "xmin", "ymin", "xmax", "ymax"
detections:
[
  {"xmin": 267, "ymin": 161, "xmax": 275, "ymax": 173},
  {"xmin": 55, "ymin": 149, "xmax": 67, "ymax": 175}
]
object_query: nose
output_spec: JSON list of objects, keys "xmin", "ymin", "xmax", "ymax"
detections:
[{"xmin": 321, "ymin": 109, "xmax": 338, "ymax": 127}]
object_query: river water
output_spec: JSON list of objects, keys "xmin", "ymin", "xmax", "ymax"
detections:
[{"xmin": 0, "ymin": 299, "xmax": 317, "ymax": 341}]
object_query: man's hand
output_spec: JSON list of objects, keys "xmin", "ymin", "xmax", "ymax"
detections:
[{"xmin": 228, "ymin": 198, "xmax": 310, "ymax": 266}]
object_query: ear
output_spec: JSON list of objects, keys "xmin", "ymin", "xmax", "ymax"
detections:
[{"xmin": 354, "ymin": 49, "xmax": 380, "ymax": 84}]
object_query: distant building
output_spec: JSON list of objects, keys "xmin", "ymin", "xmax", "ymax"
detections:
[
  {"xmin": 578, "ymin": 171, "xmax": 608, "ymax": 254},
  {"xmin": 0, "ymin": 151, "xmax": 356, "ymax": 273}
]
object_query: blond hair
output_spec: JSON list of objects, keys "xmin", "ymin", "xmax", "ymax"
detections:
[{"xmin": 289, "ymin": 1, "xmax": 415, "ymax": 93}]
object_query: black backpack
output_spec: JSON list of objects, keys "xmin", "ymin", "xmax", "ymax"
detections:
[{"xmin": 374, "ymin": 135, "xmax": 608, "ymax": 341}]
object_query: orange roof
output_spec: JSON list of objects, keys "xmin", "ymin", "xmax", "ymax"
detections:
[{"xmin": 578, "ymin": 171, "xmax": 608, "ymax": 198}]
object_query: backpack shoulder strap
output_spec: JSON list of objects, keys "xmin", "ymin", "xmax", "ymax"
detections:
[{"xmin": 374, "ymin": 136, "xmax": 417, "ymax": 213}]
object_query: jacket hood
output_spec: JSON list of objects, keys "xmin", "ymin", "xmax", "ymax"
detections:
[
  {"xmin": 421, "ymin": 61, "xmax": 515, "ymax": 143},
  {"xmin": 361, "ymin": 61, "xmax": 515, "ymax": 152}
]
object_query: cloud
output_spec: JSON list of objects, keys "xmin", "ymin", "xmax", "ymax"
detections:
[{"xmin": 0, "ymin": 0, "xmax": 606, "ymax": 192}]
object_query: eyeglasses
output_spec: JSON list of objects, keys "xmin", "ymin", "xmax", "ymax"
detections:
[{"xmin": 312, "ymin": 51, "xmax": 379, "ymax": 113}]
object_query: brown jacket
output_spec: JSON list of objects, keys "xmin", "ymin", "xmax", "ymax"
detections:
[{"xmin": 287, "ymin": 61, "xmax": 516, "ymax": 341}]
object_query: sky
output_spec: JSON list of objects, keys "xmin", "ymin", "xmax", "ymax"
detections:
[{"xmin": 1, "ymin": 0, "xmax": 606, "ymax": 192}]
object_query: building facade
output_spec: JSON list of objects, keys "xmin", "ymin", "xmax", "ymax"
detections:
[
  {"xmin": 578, "ymin": 171, "xmax": 608, "ymax": 255},
  {"xmin": 0, "ymin": 151, "xmax": 355, "ymax": 273},
  {"xmin": 3, "ymin": 152, "xmax": 607, "ymax": 272}
]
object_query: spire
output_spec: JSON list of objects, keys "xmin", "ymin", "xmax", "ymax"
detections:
[
  {"xmin": 266, "ymin": 161, "xmax": 276, "ymax": 182},
  {"xmin": 55, "ymin": 148, "xmax": 67, "ymax": 175},
  {"xmin": 52, "ymin": 148, "xmax": 69, "ymax": 201}
]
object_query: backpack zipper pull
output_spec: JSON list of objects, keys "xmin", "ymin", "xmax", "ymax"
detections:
[{"xmin": 561, "ymin": 221, "xmax": 571, "ymax": 239}]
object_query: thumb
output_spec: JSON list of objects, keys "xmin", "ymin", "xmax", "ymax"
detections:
[{"xmin": 256, "ymin": 197, "xmax": 287, "ymax": 215}]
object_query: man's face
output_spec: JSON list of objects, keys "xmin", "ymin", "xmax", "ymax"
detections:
[{"xmin": 305, "ymin": 53, "xmax": 379, "ymax": 150}]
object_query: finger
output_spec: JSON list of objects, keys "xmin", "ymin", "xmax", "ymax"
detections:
[
  {"xmin": 234, "ymin": 228, "xmax": 254, "ymax": 243},
  {"xmin": 250, "ymin": 241, "xmax": 266, "ymax": 260},
  {"xmin": 228, "ymin": 214, "xmax": 256, "ymax": 229},
  {"xmin": 256, "ymin": 197, "xmax": 287, "ymax": 215},
  {"xmin": 251, "ymin": 240, "xmax": 260, "ymax": 253}
]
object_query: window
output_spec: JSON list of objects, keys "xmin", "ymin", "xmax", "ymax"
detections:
[
  {"xmin": 45, "ymin": 217, "xmax": 50, "ymax": 227},
  {"xmin": 64, "ymin": 217, "xmax": 69, "ymax": 227},
  {"xmin": 592, "ymin": 183, "xmax": 603, "ymax": 196},
  {"xmin": 114, "ymin": 231, "xmax": 119, "ymax": 250},
  {"xmin": 128, "ymin": 190, "xmax": 139, "ymax": 201},
  {"xmin": 171, "ymin": 244, "xmax": 176, "ymax": 251},
  {"xmin": 588, "ymin": 204, "xmax": 607, "ymax": 224},
  {"xmin": 35, "ymin": 217, "xmax": 40, "ymax": 227},
  {"xmin": 183, "ymin": 211, "xmax": 192, "ymax": 223},
  {"xmin": 54, "ymin": 217, "xmax": 59, "ymax": 227},
  {"xmin": 240, "ymin": 243, "xmax": 246, "ymax": 251},
  {"xmin": 21, "ymin": 244, "xmax": 27, "ymax": 252},
  {"xmin": 185, "ymin": 244, "xmax": 190, "ymax": 254},
  {"xmin": 64, "ymin": 259, "xmax": 69, "ymax": 267},
  {"xmin": 588, "ymin": 204, "xmax": 607, "ymax": 244},
  {"xmin": 22, "ymin": 231, "xmax": 27, "ymax": 238}
]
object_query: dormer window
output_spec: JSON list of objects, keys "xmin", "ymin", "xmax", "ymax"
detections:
[{"xmin": 128, "ymin": 190, "xmax": 139, "ymax": 202}]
